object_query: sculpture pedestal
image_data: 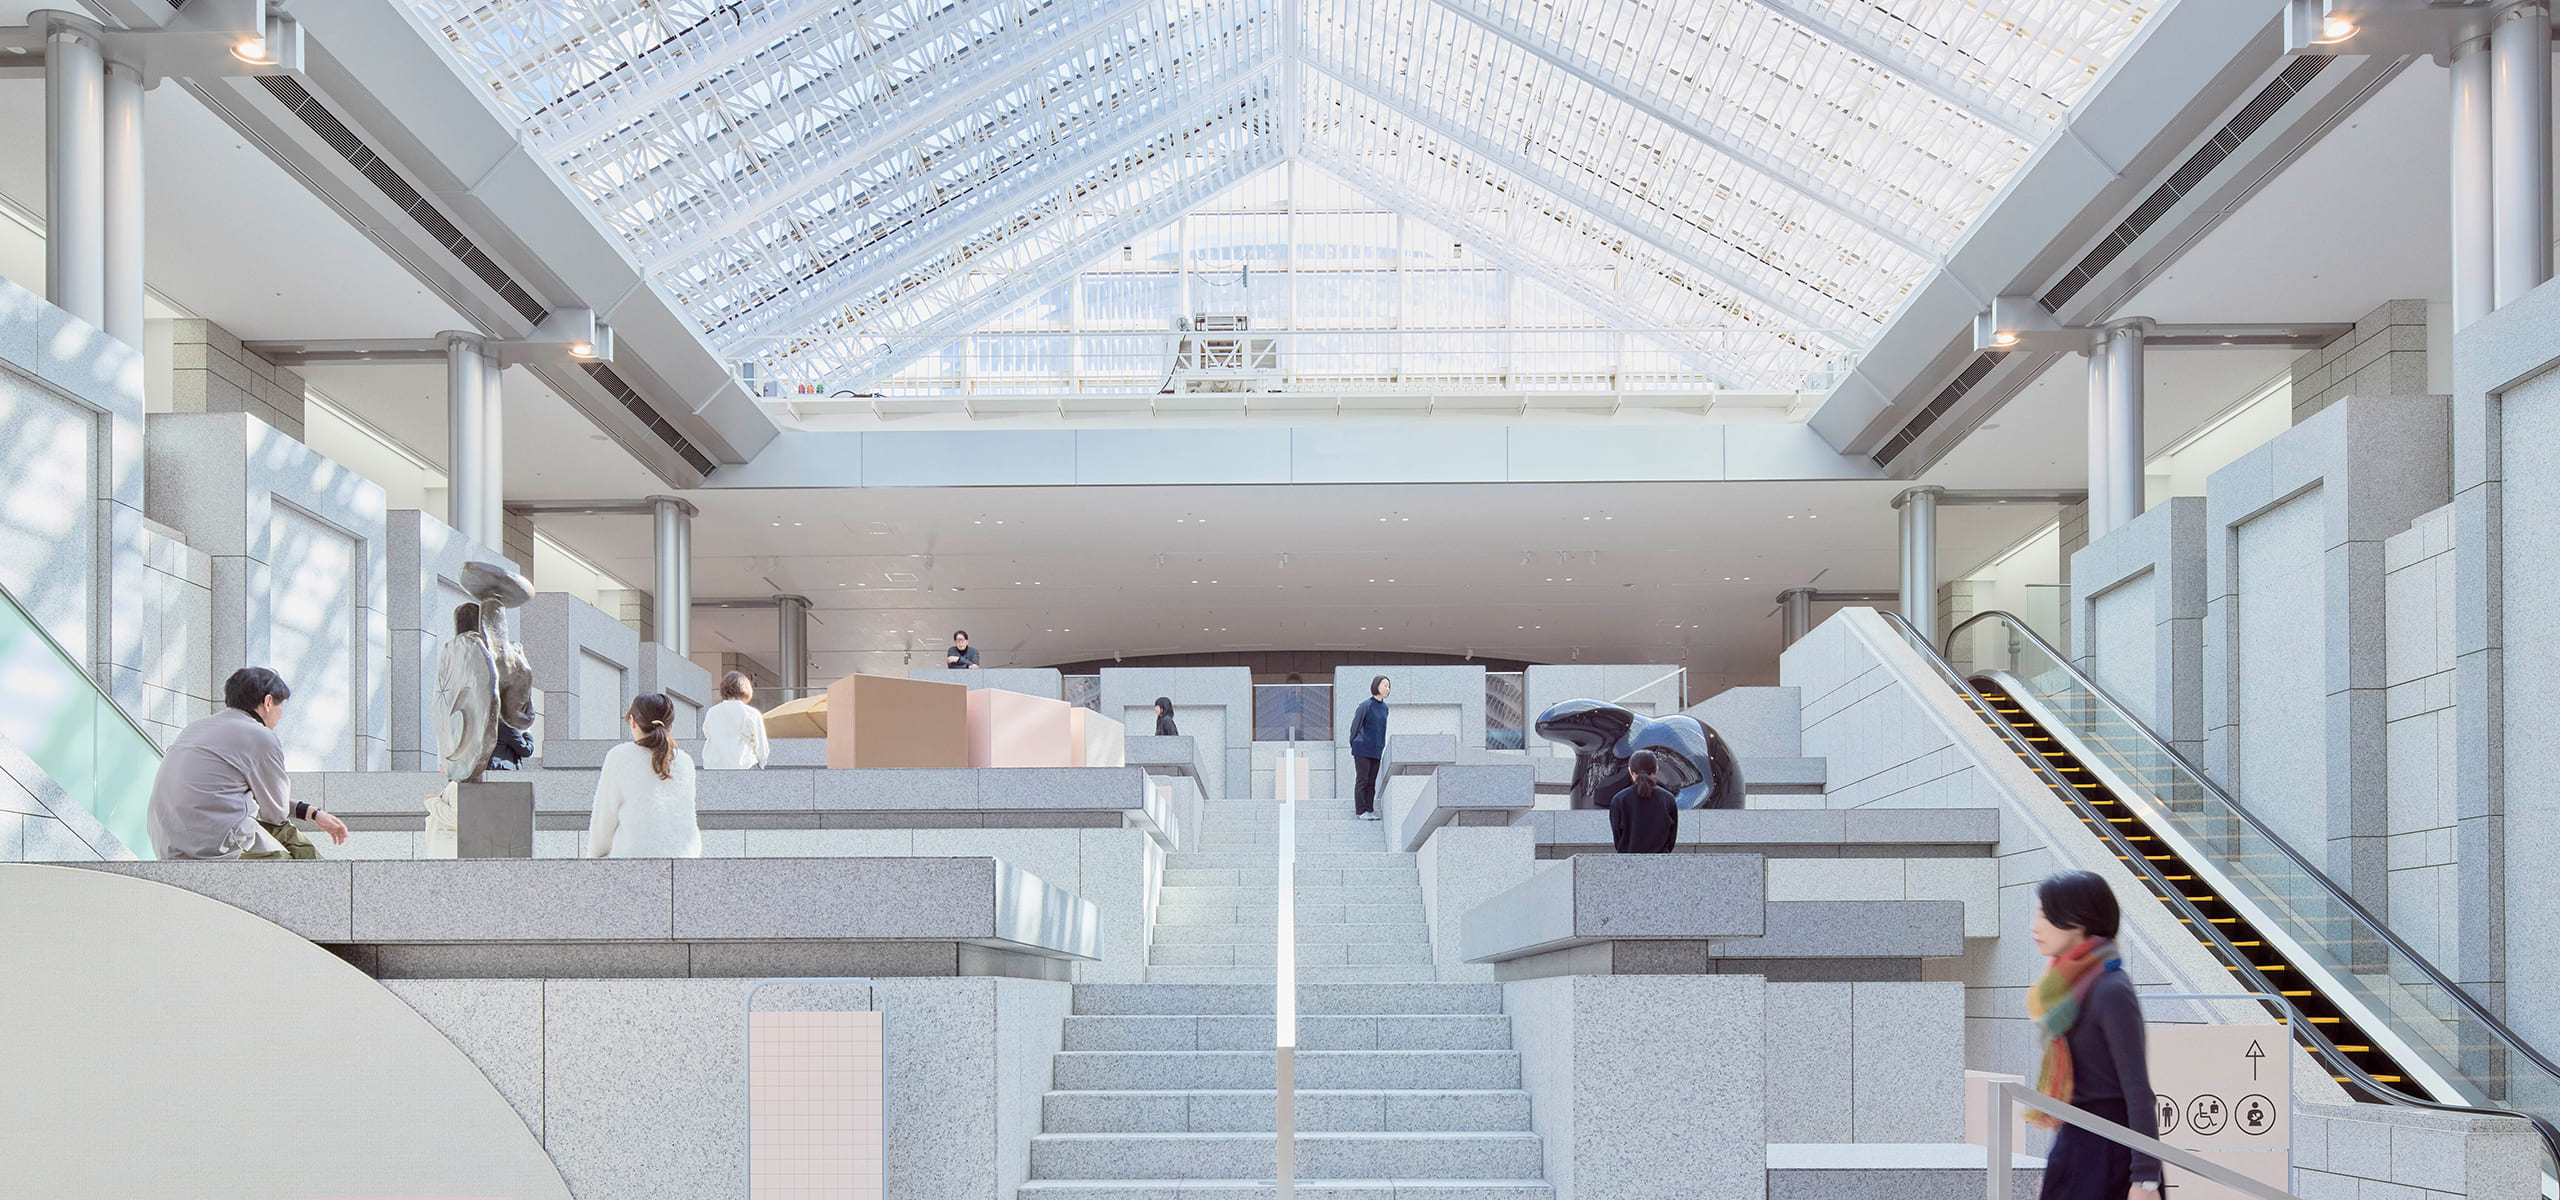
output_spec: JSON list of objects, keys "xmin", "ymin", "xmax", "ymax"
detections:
[{"xmin": 455, "ymin": 781, "xmax": 535, "ymax": 858}]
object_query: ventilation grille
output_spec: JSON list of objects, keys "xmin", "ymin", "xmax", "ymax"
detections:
[
  {"xmin": 254, "ymin": 75, "xmax": 718, "ymax": 476},
  {"xmin": 1873, "ymin": 56, "xmax": 2335, "ymax": 468}
]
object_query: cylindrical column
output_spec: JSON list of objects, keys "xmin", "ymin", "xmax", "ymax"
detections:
[
  {"xmin": 45, "ymin": 26, "xmax": 106, "ymax": 328},
  {"xmin": 102, "ymin": 60, "xmax": 143, "ymax": 348},
  {"xmin": 652, "ymin": 496, "xmax": 693, "ymax": 657},
  {"xmin": 1897, "ymin": 487, "xmax": 1941, "ymax": 646},
  {"xmin": 2104, "ymin": 322, "xmax": 2146, "ymax": 535},
  {"xmin": 2454, "ymin": 34, "xmax": 2497, "ymax": 327},
  {"xmin": 2084, "ymin": 339, "xmax": 2113, "ymax": 537},
  {"xmin": 2493, "ymin": 2, "xmax": 2552, "ymax": 307},
  {"xmin": 446, "ymin": 339, "xmax": 489, "ymax": 545},
  {"xmin": 479, "ymin": 352, "xmax": 506, "ymax": 550},
  {"xmin": 1778, "ymin": 587, "xmax": 1816, "ymax": 648},
  {"xmin": 775, "ymin": 595, "xmax": 811, "ymax": 693}
]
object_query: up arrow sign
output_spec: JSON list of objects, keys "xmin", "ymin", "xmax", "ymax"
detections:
[{"xmin": 2245, "ymin": 1040, "xmax": 2267, "ymax": 1080}]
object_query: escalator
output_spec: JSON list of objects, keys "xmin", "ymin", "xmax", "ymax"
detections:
[
  {"xmin": 1878, "ymin": 609, "xmax": 2560, "ymax": 1176},
  {"xmin": 0, "ymin": 579, "xmax": 160, "ymax": 857}
]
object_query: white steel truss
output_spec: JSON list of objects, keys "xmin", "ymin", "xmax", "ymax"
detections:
[{"xmin": 404, "ymin": 0, "xmax": 2155, "ymax": 395}]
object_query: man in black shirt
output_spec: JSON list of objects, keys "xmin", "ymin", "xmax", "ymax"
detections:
[
  {"xmin": 1607, "ymin": 750, "xmax": 1679, "ymax": 853},
  {"xmin": 946, "ymin": 630, "xmax": 981, "ymax": 669}
]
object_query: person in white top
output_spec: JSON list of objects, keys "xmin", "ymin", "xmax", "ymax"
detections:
[
  {"xmin": 699, "ymin": 670, "xmax": 770, "ymax": 770},
  {"xmin": 586, "ymin": 692, "xmax": 703, "ymax": 858}
]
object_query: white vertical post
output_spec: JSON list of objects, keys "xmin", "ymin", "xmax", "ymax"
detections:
[
  {"xmin": 2492, "ymin": 2, "xmax": 2552, "ymax": 307},
  {"xmin": 101, "ymin": 60, "xmax": 143, "ymax": 348},
  {"xmin": 1778, "ymin": 587, "xmax": 1816, "ymax": 648},
  {"xmin": 652, "ymin": 496, "xmax": 693, "ymax": 658},
  {"xmin": 479, "ymin": 352, "xmax": 506, "ymax": 550},
  {"xmin": 1897, "ymin": 487, "xmax": 1941, "ymax": 647},
  {"xmin": 2084, "ymin": 339, "xmax": 2113, "ymax": 536},
  {"xmin": 447, "ymin": 339, "xmax": 489, "ymax": 547},
  {"xmin": 775, "ymin": 594, "xmax": 810, "ymax": 693},
  {"xmin": 2104, "ymin": 321, "xmax": 2146, "ymax": 533},
  {"xmin": 45, "ymin": 25, "xmax": 106, "ymax": 328},
  {"xmin": 1273, "ymin": 747, "xmax": 1301, "ymax": 1200},
  {"xmin": 2452, "ymin": 33, "xmax": 2497, "ymax": 328}
]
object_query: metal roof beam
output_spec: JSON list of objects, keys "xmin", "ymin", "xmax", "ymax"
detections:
[
  {"xmin": 1741, "ymin": 0, "xmax": 2049, "ymax": 142},
  {"xmin": 1302, "ymin": 54, "xmax": 1856, "ymax": 344},
  {"xmin": 1431, "ymin": 0, "xmax": 1944, "ymax": 259},
  {"xmin": 529, "ymin": 0, "xmax": 885, "ymax": 144}
]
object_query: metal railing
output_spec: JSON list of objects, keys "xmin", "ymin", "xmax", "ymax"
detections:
[
  {"xmin": 1273, "ymin": 746, "xmax": 1305, "ymax": 1197},
  {"xmin": 1981, "ymin": 1080, "xmax": 2296, "ymax": 1200},
  {"xmin": 1877, "ymin": 608, "xmax": 2560, "ymax": 1181}
]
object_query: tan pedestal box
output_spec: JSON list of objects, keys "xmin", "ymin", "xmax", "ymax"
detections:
[
  {"xmin": 967, "ymin": 688, "xmax": 1076, "ymax": 768},
  {"xmin": 824, "ymin": 673, "xmax": 969, "ymax": 769},
  {"xmin": 762, "ymin": 694, "xmax": 830, "ymax": 740}
]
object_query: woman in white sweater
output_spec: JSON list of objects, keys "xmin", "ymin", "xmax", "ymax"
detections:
[
  {"xmin": 586, "ymin": 692, "xmax": 702, "ymax": 858},
  {"xmin": 699, "ymin": 670, "xmax": 770, "ymax": 770}
]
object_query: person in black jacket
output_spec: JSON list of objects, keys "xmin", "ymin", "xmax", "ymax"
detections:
[
  {"xmin": 2027, "ymin": 870, "xmax": 2161, "ymax": 1200},
  {"xmin": 1606, "ymin": 750, "xmax": 1679, "ymax": 853},
  {"xmin": 1347, "ymin": 675, "xmax": 1391, "ymax": 820},
  {"xmin": 1154, "ymin": 697, "xmax": 1178, "ymax": 736}
]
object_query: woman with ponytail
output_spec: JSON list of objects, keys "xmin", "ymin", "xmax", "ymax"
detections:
[
  {"xmin": 585, "ymin": 692, "xmax": 702, "ymax": 858},
  {"xmin": 2026, "ymin": 870, "xmax": 2160, "ymax": 1199}
]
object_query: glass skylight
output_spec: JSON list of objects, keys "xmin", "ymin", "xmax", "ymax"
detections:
[{"xmin": 403, "ymin": 0, "xmax": 2156, "ymax": 394}]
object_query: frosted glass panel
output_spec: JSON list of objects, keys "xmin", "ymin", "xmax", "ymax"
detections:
[{"xmin": 0, "ymin": 580, "xmax": 158, "ymax": 856}]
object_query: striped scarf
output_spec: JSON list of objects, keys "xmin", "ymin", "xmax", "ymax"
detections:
[{"xmin": 2026, "ymin": 936, "xmax": 2120, "ymax": 1129}]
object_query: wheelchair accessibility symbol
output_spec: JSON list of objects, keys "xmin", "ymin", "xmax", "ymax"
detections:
[{"xmin": 2186, "ymin": 1093, "xmax": 2228, "ymax": 1135}]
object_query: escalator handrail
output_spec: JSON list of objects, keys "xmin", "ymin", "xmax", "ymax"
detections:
[
  {"xmin": 1939, "ymin": 609, "xmax": 2560, "ymax": 1089},
  {"xmin": 1878, "ymin": 610, "xmax": 2560, "ymax": 1168},
  {"xmin": 0, "ymin": 577, "xmax": 161, "ymax": 752}
]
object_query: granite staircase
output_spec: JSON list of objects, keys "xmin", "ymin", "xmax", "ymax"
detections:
[{"xmin": 1018, "ymin": 798, "xmax": 1553, "ymax": 1198}]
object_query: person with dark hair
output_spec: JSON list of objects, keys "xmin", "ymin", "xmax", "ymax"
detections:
[
  {"xmin": 146, "ymin": 667, "xmax": 348, "ymax": 859},
  {"xmin": 1154, "ymin": 697, "xmax": 1178, "ymax": 736},
  {"xmin": 946, "ymin": 630, "xmax": 981, "ymax": 669},
  {"xmin": 1606, "ymin": 749, "xmax": 1680, "ymax": 853},
  {"xmin": 585, "ymin": 693, "xmax": 701, "ymax": 857},
  {"xmin": 700, "ymin": 670, "xmax": 770, "ymax": 771},
  {"xmin": 1347, "ymin": 675, "xmax": 1392, "ymax": 820},
  {"xmin": 2027, "ymin": 870, "xmax": 2160, "ymax": 1199}
]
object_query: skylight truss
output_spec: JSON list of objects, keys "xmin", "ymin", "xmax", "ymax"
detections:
[{"xmin": 406, "ymin": 0, "xmax": 2155, "ymax": 394}]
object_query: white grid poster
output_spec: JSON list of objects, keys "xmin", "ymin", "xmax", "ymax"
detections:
[{"xmin": 750, "ymin": 1010, "xmax": 885, "ymax": 1200}]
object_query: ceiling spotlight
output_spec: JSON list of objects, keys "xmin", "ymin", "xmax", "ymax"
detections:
[
  {"xmin": 1989, "ymin": 330, "xmax": 2019, "ymax": 348},
  {"xmin": 2318, "ymin": 15, "xmax": 2356, "ymax": 42},
  {"xmin": 231, "ymin": 35, "xmax": 272, "ymax": 63},
  {"xmin": 568, "ymin": 341, "xmax": 597, "ymax": 359}
]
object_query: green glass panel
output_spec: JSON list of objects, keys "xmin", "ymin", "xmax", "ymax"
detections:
[{"xmin": 0, "ymin": 583, "xmax": 160, "ymax": 857}]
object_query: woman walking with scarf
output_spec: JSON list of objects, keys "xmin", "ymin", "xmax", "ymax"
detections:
[{"xmin": 2027, "ymin": 870, "xmax": 2161, "ymax": 1199}]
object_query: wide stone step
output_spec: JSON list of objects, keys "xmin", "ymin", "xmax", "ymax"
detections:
[
  {"xmin": 1155, "ymin": 904, "xmax": 1279, "ymax": 926},
  {"xmin": 1063, "ymin": 1014, "xmax": 1513, "ymax": 1052},
  {"xmin": 1296, "ymin": 868, "xmax": 1423, "ymax": 889},
  {"xmin": 1073, "ymin": 983, "xmax": 1505, "ymax": 1016},
  {"xmin": 1028, "ymin": 1132, "xmax": 1545, "ymax": 1180},
  {"xmin": 1162, "ymin": 869, "xmax": 1281, "ymax": 888},
  {"xmin": 1767, "ymin": 1144, "xmax": 2046, "ymax": 1199},
  {"xmin": 1017, "ymin": 1181, "xmax": 1553, "ymax": 1200},
  {"xmin": 1298, "ymin": 902, "xmax": 1429, "ymax": 925},
  {"xmin": 1167, "ymin": 851, "xmax": 1284, "ymax": 870},
  {"xmin": 1160, "ymin": 885, "xmax": 1281, "ymax": 905},
  {"xmin": 1039, "ymin": 1087, "xmax": 1533, "ymax": 1132},
  {"xmin": 1295, "ymin": 886, "xmax": 1424, "ymax": 906},
  {"xmin": 1296, "ymin": 852, "xmax": 1415, "ymax": 870},
  {"xmin": 1143, "ymin": 963, "xmax": 1445, "ymax": 984},
  {"xmin": 1163, "ymin": 884, "xmax": 1425, "ymax": 906},
  {"xmin": 1150, "ymin": 944, "xmax": 1279, "ymax": 967},
  {"xmin": 1298, "ymin": 922, "xmax": 1430, "ymax": 946},
  {"xmin": 1293, "ymin": 943, "xmax": 1435, "ymax": 966},
  {"xmin": 1152, "ymin": 924, "xmax": 1280, "ymax": 945}
]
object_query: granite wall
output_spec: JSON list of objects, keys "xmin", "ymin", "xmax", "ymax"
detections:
[
  {"xmin": 1331, "ymin": 664, "xmax": 1483, "ymax": 787},
  {"xmin": 637, "ymin": 642, "xmax": 716, "ymax": 740},
  {"xmin": 146, "ymin": 412, "xmax": 391, "ymax": 771},
  {"xmin": 2202, "ymin": 395, "xmax": 2450, "ymax": 918},
  {"xmin": 1763, "ymin": 981, "xmax": 1964, "ymax": 1144},
  {"xmin": 160, "ymin": 318, "xmax": 308, "ymax": 440},
  {"xmin": 1100, "ymin": 667, "xmax": 1250, "ymax": 800},
  {"xmin": 389, "ymin": 975, "xmax": 1071, "ymax": 1200},
  {"xmin": 1506, "ymin": 973, "xmax": 1766, "ymax": 1199},
  {"xmin": 2067, "ymin": 496, "xmax": 2206, "ymax": 757},
  {"xmin": 522, "ymin": 592, "xmax": 641, "ymax": 748},
  {"xmin": 2382, "ymin": 504, "xmax": 2459, "ymax": 974}
]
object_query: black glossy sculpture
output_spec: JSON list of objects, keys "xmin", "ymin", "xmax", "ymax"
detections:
[{"xmin": 1535, "ymin": 699, "xmax": 1746, "ymax": 811}]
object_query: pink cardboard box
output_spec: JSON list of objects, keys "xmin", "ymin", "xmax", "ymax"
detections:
[{"xmin": 966, "ymin": 688, "xmax": 1076, "ymax": 768}]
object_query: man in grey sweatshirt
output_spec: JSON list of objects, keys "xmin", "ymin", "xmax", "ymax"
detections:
[{"xmin": 147, "ymin": 667, "xmax": 347, "ymax": 859}]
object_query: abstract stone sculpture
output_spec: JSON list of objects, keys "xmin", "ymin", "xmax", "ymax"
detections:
[
  {"xmin": 1535, "ymin": 699, "xmax": 1746, "ymax": 810},
  {"xmin": 434, "ymin": 561, "xmax": 538, "ymax": 785}
]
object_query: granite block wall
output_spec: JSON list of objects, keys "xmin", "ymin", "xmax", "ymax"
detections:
[
  {"xmin": 2287, "ymin": 1099, "xmax": 2539, "ymax": 1200},
  {"xmin": 2068, "ymin": 496, "xmax": 2206, "ymax": 756},
  {"xmin": 385, "ymin": 509, "xmax": 514, "ymax": 770},
  {"xmin": 1506, "ymin": 973, "xmax": 1766, "ymax": 1199},
  {"xmin": 124, "ymin": 517, "xmax": 213, "ymax": 747},
  {"xmin": 638, "ymin": 642, "xmax": 716, "ymax": 740},
  {"xmin": 162, "ymin": 318, "xmax": 308, "ymax": 441},
  {"xmin": 0, "ymin": 275, "xmax": 146, "ymax": 692},
  {"xmin": 521, "ymin": 592, "xmax": 641, "ymax": 748},
  {"xmin": 2202, "ymin": 395, "xmax": 2450, "ymax": 918},
  {"xmin": 1415, "ymin": 825, "xmax": 1535, "ymax": 980},
  {"xmin": 1763, "ymin": 981, "xmax": 1965, "ymax": 1143},
  {"xmin": 388, "ymin": 975, "xmax": 1072, "ymax": 1200},
  {"xmin": 2291, "ymin": 299, "xmax": 2429, "ymax": 424},
  {"xmin": 145, "ymin": 411, "xmax": 391, "ymax": 771},
  {"xmin": 2383, "ymin": 505, "xmax": 2458, "ymax": 971},
  {"xmin": 1332, "ymin": 664, "xmax": 1482, "ymax": 786},
  {"xmin": 1683, "ymin": 686, "xmax": 1803, "ymax": 758},
  {"xmin": 1100, "ymin": 667, "xmax": 1250, "ymax": 800}
]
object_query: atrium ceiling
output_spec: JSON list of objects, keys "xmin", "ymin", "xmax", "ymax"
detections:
[{"xmin": 401, "ymin": 0, "xmax": 2158, "ymax": 395}]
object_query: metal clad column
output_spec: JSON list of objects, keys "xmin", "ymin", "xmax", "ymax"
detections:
[
  {"xmin": 479, "ymin": 352, "xmax": 506, "ymax": 550},
  {"xmin": 1778, "ymin": 587, "xmax": 1816, "ymax": 648},
  {"xmin": 775, "ymin": 594, "xmax": 810, "ymax": 693},
  {"xmin": 2453, "ymin": 33, "xmax": 2497, "ymax": 327},
  {"xmin": 45, "ymin": 25, "xmax": 106, "ymax": 328},
  {"xmin": 447, "ymin": 339, "xmax": 489, "ymax": 546},
  {"xmin": 2104, "ymin": 322, "xmax": 2147, "ymax": 535},
  {"xmin": 1897, "ymin": 487, "xmax": 1941, "ymax": 645},
  {"xmin": 2084, "ymin": 340, "xmax": 2113, "ymax": 536},
  {"xmin": 2493, "ymin": 2, "xmax": 2553, "ymax": 307},
  {"xmin": 653, "ymin": 497, "xmax": 693, "ymax": 657},
  {"xmin": 102, "ymin": 60, "xmax": 143, "ymax": 347}
]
